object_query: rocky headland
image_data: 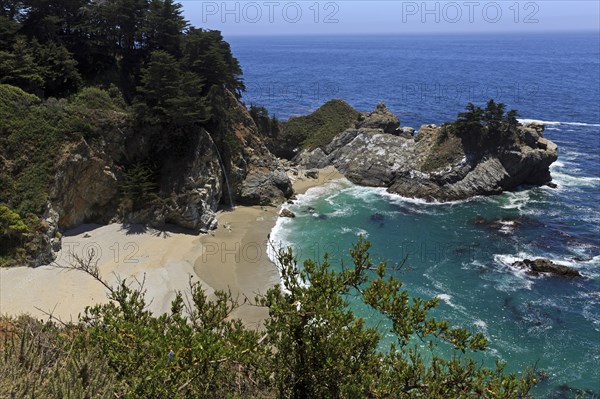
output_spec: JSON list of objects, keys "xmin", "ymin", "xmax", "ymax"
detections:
[{"xmin": 294, "ymin": 101, "xmax": 558, "ymax": 202}]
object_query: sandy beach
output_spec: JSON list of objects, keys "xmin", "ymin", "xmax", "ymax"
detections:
[{"xmin": 0, "ymin": 166, "xmax": 344, "ymax": 329}]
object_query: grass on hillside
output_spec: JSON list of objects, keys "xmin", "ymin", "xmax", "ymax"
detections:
[{"xmin": 280, "ymin": 99, "xmax": 359, "ymax": 151}]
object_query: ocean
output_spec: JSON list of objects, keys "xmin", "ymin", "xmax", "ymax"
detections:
[{"xmin": 227, "ymin": 33, "xmax": 600, "ymax": 397}]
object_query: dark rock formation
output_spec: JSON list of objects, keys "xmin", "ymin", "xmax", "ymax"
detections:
[
  {"xmin": 395, "ymin": 127, "xmax": 415, "ymax": 138},
  {"xmin": 304, "ymin": 169, "xmax": 319, "ymax": 179},
  {"xmin": 279, "ymin": 209, "xmax": 296, "ymax": 218},
  {"xmin": 512, "ymin": 258, "xmax": 582, "ymax": 278},
  {"xmin": 240, "ymin": 169, "xmax": 293, "ymax": 206}
]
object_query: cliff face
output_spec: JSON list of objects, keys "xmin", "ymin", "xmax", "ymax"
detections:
[
  {"xmin": 209, "ymin": 89, "xmax": 293, "ymax": 206},
  {"xmin": 37, "ymin": 89, "xmax": 292, "ymax": 263},
  {"xmin": 297, "ymin": 104, "xmax": 558, "ymax": 202}
]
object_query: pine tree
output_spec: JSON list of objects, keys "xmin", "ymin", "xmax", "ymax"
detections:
[
  {"xmin": 145, "ymin": 0, "xmax": 187, "ymax": 57},
  {"xmin": 32, "ymin": 39, "xmax": 82, "ymax": 97},
  {"xmin": 182, "ymin": 28, "xmax": 245, "ymax": 96},
  {"xmin": 0, "ymin": 37, "xmax": 44, "ymax": 95}
]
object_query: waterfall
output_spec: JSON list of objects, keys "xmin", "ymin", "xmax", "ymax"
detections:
[{"xmin": 205, "ymin": 130, "xmax": 235, "ymax": 209}]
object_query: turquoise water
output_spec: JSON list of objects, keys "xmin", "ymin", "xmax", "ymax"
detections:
[
  {"xmin": 228, "ymin": 33, "xmax": 600, "ymax": 397},
  {"xmin": 271, "ymin": 174, "xmax": 599, "ymax": 397}
]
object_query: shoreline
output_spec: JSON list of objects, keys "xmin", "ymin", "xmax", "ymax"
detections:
[{"xmin": 0, "ymin": 166, "xmax": 344, "ymax": 329}]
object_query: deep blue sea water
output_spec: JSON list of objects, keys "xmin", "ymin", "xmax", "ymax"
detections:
[{"xmin": 228, "ymin": 33, "xmax": 600, "ymax": 398}]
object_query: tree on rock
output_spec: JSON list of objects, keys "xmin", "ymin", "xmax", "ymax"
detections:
[{"xmin": 134, "ymin": 50, "xmax": 208, "ymax": 151}]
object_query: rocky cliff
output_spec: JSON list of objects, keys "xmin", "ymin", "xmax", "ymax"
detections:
[
  {"xmin": 296, "ymin": 103, "xmax": 558, "ymax": 202},
  {"xmin": 29, "ymin": 89, "xmax": 292, "ymax": 265}
]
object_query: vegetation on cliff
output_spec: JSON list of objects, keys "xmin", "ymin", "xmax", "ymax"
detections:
[
  {"xmin": 421, "ymin": 100, "xmax": 520, "ymax": 172},
  {"xmin": 0, "ymin": 240, "xmax": 537, "ymax": 398},
  {"xmin": 0, "ymin": 84, "xmax": 127, "ymax": 266},
  {"xmin": 0, "ymin": 0, "xmax": 246, "ymax": 265}
]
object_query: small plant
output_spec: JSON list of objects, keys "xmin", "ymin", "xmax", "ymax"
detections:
[{"xmin": 119, "ymin": 162, "xmax": 159, "ymax": 212}]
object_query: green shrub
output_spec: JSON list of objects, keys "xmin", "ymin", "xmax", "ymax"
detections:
[
  {"xmin": 0, "ymin": 84, "xmax": 40, "ymax": 119},
  {"xmin": 0, "ymin": 204, "xmax": 29, "ymax": 239},
  {"xmin": 72, "ymin": 87, "xmax": 120, "ymax": 111},
  {"xmin": 79, "ymin": 282, "xmax": 272, "ymax": 398},
  {"xmin": 261, "ymin": 238, "xmax": 536, "ymax": 398},
  {"xmin": 37, "ymin": 238, "xmax": 535, "ymax": 398}
]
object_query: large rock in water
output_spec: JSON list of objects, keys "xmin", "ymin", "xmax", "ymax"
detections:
[
  {"xmin": 297, "ymin": 118, "xmax": 558, "ymax": 202},
  {"xmin": 512, "ymin": 258, "xmax": 582, "ymax": 278}
]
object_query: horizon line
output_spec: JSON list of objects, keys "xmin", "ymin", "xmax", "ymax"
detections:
[{"xmin": 223, "ymin": 29, "xmax": 600, "ymax": 38}]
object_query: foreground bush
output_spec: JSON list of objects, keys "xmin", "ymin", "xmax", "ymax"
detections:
[
  {"xmin": 1, "ymin": 240, "xmax": 536, "ymax": 398},
  {"xmin": 0, "ymin": 316, "xmax": 119, "ymax": 398}
]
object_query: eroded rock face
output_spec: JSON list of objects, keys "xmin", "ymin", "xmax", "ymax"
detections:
[
  {"xmin": 212, "ymin": 89, "xmax": 293, "ymax": 206},
  {"xmin": 156, "ymin": 130, "xmax": 224, "ymax": 232},
  {"xmin": 512, "ymin": 258, "xmax": 582, "ymax": 278},
  {"xmin": 297, "ymin": 120, "xmax": 558, "ymax": 202},
  {"xmin": 49, "ymin": 139, "xmax": 120, "ymax": 230}
]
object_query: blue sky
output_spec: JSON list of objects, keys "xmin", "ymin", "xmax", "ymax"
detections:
[{"xmin": 180, "ymin": 1, "xmax": 600, "ymax": 36}]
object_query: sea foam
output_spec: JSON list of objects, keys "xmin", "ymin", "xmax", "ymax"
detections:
[{"xmin": 518, "ymin": 119, "xmax": 600, "ymax": 127}]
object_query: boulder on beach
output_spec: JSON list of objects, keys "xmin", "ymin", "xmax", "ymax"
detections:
[{"xmin": 304, "ymin": 169, "xmax": 319, "ymax": 179}]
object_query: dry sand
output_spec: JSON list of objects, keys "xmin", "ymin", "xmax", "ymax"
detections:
[{"xmin": 0, "ymin": 166, "xmax": 344, "ymax": 329}]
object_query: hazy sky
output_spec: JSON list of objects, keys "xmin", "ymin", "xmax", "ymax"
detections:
[{"xmin": 180, "ymin": 1, "xmax": 600, "ymax": 36}]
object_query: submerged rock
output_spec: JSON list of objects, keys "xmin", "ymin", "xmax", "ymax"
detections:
[
  {"xmin": 512, "ymin": 258, "xmax": 582, "ymax": 278},
  {"xmin": 370, "ymin": 213, "xmax": 385, "ymax": 221}
]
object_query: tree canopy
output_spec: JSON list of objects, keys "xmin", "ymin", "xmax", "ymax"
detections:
[
  {"xmin": 453, "ymin": 100, "xmax": 520, "ymax": 152},
  {"xmin": 0, "ymin": 0, "xmax": 244, "ymax": 100}
]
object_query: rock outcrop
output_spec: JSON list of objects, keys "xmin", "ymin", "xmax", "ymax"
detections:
[
  {"xmin": 49, "ymin": 139, "xmax": 121, "ymax": 231},
  {"xmin": 296, "ymin": 106, "xmax": 558, "ymax": 202},
  {"xmin": 355, "ymin": 102, "xmax": 400, "ymax": 134},
  {"xmin": 279, "ymin": 208, "xmax": 296, "ymax": 218},
  {"xmin": 512, "ymin": 258, "xmax": 582, "ymax": 278}
]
